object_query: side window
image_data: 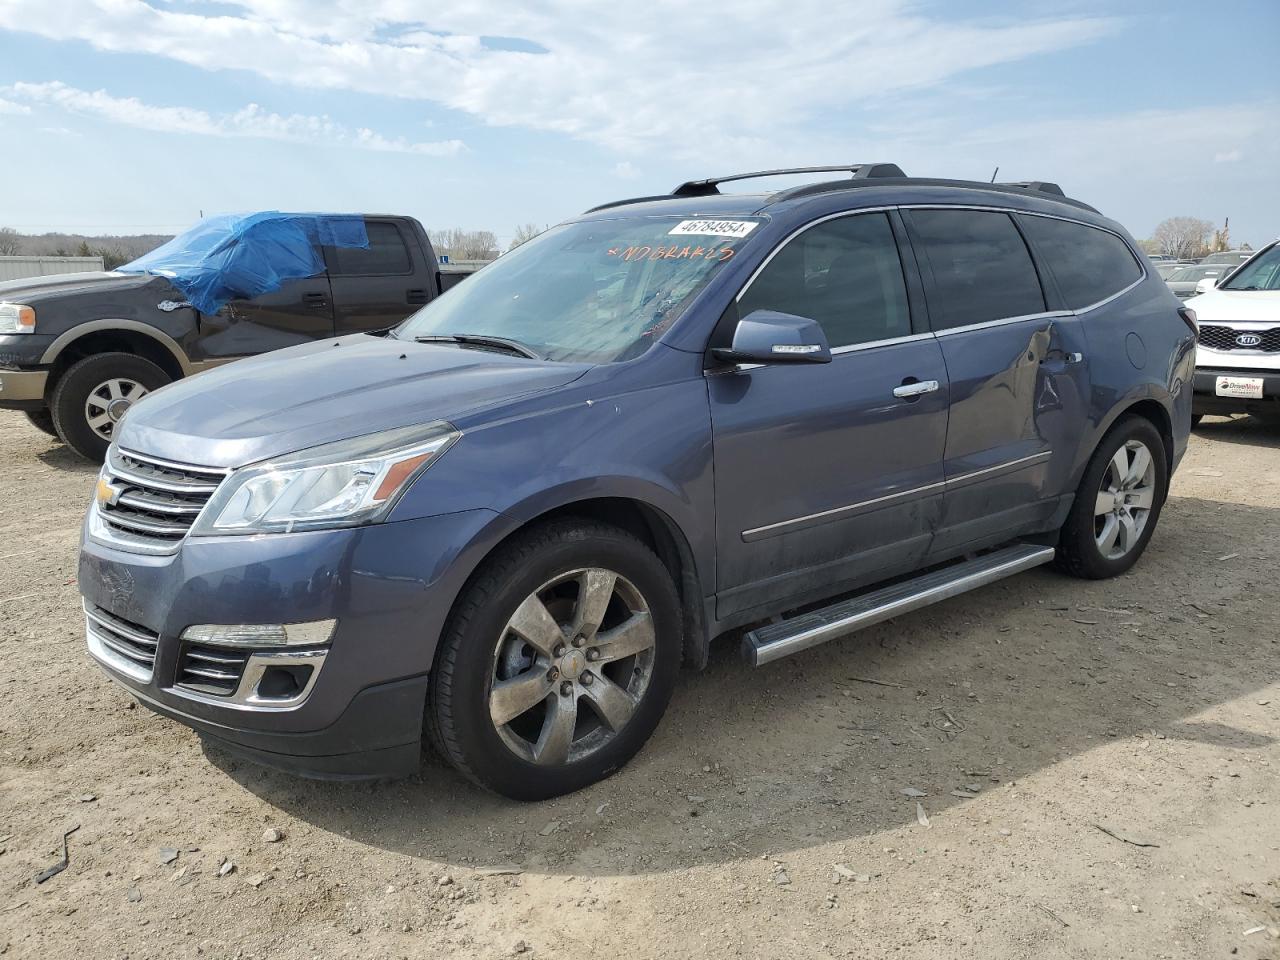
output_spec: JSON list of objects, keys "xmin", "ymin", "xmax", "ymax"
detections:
[
  {"xmin": 1018, "ymin": 215, "xmax": 1144, "ymax": 309},
  {"xmin": 737, "ymin": 212, "xmax": 910, "ymax": 349},
  {"xmin": 329, "ymin": 221, "xmax": 412, "ymax": 276},
  {"xmin": 909, "ymin": 209, "xmax": 1046, "ymax": 330}
]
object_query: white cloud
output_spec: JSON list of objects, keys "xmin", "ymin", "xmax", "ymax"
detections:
[
  {"xmin": 0, "ymin": 95, "xmax": 30, "ymax": 114},
  {"xmin": 2, "ymin": 80, "xmax": 464, "ymax": 155},
  {"xmin": 612, "ymin": 161, "xmax": 640, "ymax": 180},
  {"xmin": 0, "ymin": 0, "xmax": 1120, "ymax": 152},
  {"xmin": 1214, "ymin": 148, "xmax": 1242, "ymax": 163}
]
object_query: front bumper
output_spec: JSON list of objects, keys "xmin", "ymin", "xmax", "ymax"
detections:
[
  {"xmin": 0, "ymin": 367, "xmax": 49, "ymax": 408},
  {"xmin": 78, "ymin": 506, "xmax": 508, "ymax": 778},
  {"xmin": 1192, "ymin": 366, "xmax": 1280, "ymax": 416}
]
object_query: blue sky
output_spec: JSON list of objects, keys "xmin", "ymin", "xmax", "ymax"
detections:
[{"xmin": 0, "ymin": 0, "xmax": 1276, "ymax": 248}]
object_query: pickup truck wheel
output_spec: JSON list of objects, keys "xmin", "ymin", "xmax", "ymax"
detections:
[
  {"xmin": 1055, "ymin": 416, "xmax": 1168, "ymax": 580},
  {"xmin": 50, "ymin": 353, "xmax": 170, "ymax": 462},
  {"xmin": 428, "ymin": 519, "xmax": 681, "ymax": 800},
  {"xmin": 24, "ymin": 409, "xmax": 59, "ymax": 438}
]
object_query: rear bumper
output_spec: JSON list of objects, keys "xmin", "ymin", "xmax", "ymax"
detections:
[
  {"xmin": 1192, "ymin": 367, "xmax": 1280, "ymax": 415},
  {"xmin": 0, "ymin": 367, "xmax": 48, "ymax": 407}
]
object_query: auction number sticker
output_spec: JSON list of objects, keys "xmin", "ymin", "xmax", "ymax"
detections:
[{"xmin": 669, "ymin": 219, "xmax": 759, "ymax": 239}]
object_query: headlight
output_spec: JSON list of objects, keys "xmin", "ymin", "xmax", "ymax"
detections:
[
  {"xmin": 0, "ymin": 302, "xmax": 36, "ymax": 334},
  {"xmin": 191, "ymin": 422, "xmax": 459, "ymax": 535}
]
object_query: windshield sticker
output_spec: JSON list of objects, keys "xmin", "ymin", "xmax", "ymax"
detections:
[
  {"xmin": 607, "ymin": 244, "xmax": 736, "ymax": 262},
  {"xmin": 669, "ymin": 219, "xmax": 758, "ymax": 239}
]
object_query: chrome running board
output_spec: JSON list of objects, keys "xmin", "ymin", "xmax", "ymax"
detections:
[{"xmin": 743, "ymin": 543, "xmax": 1056, "ymax": 666}]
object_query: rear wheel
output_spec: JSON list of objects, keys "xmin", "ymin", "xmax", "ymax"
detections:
[
  {"xmin": 24, "ymin": 409, "xmax": 58, "ymax": 438},
  {"xmin": 428, "ymin": 520, "xmax": 681, "ymax": 800},
  {"xmin": 50, "ymin": 352, "xmax": 170, "ymax": 462},
  {"xmin": 1055, "ymin": 416, "xmax": 1168, "ymax": 579}
]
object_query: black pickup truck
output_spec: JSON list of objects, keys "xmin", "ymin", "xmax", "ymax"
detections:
[{"xmin": 0, "ymin": 212, "xmax": 471, "ymax": 460}]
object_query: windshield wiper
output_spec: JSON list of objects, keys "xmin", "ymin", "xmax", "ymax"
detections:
[{"xmin": 412, "ymin": 334, "xmax": 543, "ymax": 360}]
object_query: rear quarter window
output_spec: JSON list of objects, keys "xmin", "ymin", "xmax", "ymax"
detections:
[{"xmin": 1018, "ymin": 215, "xmax": 1143, "ymax": 310}]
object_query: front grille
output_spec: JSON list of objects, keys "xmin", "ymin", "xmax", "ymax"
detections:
[
  {"xmin": 1198, "ymin": 324, "xmax": 1280, "ymax": 353},
  {"xmin": 177, "ymin": 643, "xmax": 249, "ymax": 696},
  {"xmin": 98, "ymin": 449, "xmax": 227, "ymax": 546},
  {"xmin": 85, "ymin": 604, "xmax": 160, "ymax": 680}
]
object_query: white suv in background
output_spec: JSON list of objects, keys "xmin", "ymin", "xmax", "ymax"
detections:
[{"xmin": 1189, "ymin": 238, "xmax": 1280, "ymax": 424}]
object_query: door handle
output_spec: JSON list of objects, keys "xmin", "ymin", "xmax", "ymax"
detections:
[
  {"xmin": 303, "ymin": 292, "xmax": 329, "ymax": 309},
  {"xmin": 1041, "ymin": 350, "xmax": 1084, "ymax": 365},
  {"xmin": 406, "ymin": 288, "xmax": 429, "ymax": 305},
  {"xmin": 893, "ymin": 379, "xmax": 940, "ymax": 399}
]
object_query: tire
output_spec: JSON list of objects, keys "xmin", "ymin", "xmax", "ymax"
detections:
[
  {"xmin": 1055, "ymin": 415, "xmax": 1168, "ymax": 580},
  {"xmin": 428, "ymin": 519, "xmax": 682, "ymax": 800},
  {"xmin": 24, "ymin": 408, "xmax": 59, "ymax": 438},
  {"xmin": 49, "ymin": 352, "xmax": 171, "ymax": 462}
]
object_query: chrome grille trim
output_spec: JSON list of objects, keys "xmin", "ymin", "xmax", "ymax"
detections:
[
  {"xmin": 93, "ymin": 447, "xmax": 228, "ymax": 554},
  {"xmin": 84, "ymin": 602, "xmax": 159, "ymax": 682},
  {"xmin": 177, "ymin": 643, "xmax": 250, "ymax": 696}
]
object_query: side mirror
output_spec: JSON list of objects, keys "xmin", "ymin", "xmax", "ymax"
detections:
[
  {"xmin": 1195, "ymin": 278, "xmax": 1218, "ymax": 294},
  {"xmin": 712, "ymin": 309, "xmax": 832, "ymax": 365}
]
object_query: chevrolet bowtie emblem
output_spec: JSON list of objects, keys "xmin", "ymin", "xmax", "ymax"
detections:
[{"xmin": 96, "ymin": 476, "xmax": 122, "ymax": 508}]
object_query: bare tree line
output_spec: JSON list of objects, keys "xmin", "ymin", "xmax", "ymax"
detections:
[{"xmin": 1145, "ymin": 216, "xmax": 1244, "ymax": 260}]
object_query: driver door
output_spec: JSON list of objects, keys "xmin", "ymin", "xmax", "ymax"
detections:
[{"xmin": 707, "ymin": 210, "xmax": 950, "ymax": 620}]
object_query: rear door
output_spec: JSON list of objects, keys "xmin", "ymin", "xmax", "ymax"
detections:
[
  {"xmin": 325, "ymin": 219, "xmax": 430, "ymax": 334},
  {"xmin": 707, "ymin": 210, "xmax": 950, "ymax": 619},
  {"xmin": 903, "ymin": 207, "xmax": 1089, "ymax": 554}
]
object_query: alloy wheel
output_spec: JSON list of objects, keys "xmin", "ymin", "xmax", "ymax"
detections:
[
  {"xmin": 84, "ymin": 378, "xmax": 148, "ymax": 441},
  {"xmin": 1093, "ymin": 439, "xmax": 1156, "ymax": 560},
  {"xmin": 488, "ymin": 567, "xmax": 656, "ymax": 766}
]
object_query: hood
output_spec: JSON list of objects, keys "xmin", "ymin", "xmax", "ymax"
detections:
[
  {"xmin": 1186, "ymin": 288, "xmax": 1280, "ymax": 321},
  {"xmin": 0, "ymin": 270, "xmax": 170, "ymax": 302},
  {"xmin": 118, "ymin": 334, "xmax": 591, "ymax": 467}
]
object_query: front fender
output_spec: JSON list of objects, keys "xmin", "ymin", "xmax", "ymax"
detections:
[{"xmin": 389, "ymin": 371, "xmax": 717, "ymax": 596}]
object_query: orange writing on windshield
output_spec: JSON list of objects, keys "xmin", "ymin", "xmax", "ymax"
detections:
[{"xmin": 606, "ymin": 244, "xmax": 736, "ymax": 262}]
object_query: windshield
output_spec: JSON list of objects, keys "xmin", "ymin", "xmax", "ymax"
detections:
[
  {"xmin": 1221, "ymin": 244, "xmax": 1280, "ymax": 291},
  {"xmin": 396, "ymin": 216, "xmax": 764, "ymax": 362},
  {"xmin": 1170, "ymin": 265, "xmax": 1225, "ymax": 282}
]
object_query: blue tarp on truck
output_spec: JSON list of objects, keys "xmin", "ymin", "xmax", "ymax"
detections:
[{"xmin": 117, "ymin": 212, "xmax": 368, "ymax": 315}]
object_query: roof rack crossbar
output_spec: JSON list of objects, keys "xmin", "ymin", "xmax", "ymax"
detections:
[{"xmin": 671, "ymin": 163, "xmax": 906, "ymax": 197}]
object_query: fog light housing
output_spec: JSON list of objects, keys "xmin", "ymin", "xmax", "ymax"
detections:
[{"xmin": 180, "ymin": 620, "xmax": 335, "ymax": 648}]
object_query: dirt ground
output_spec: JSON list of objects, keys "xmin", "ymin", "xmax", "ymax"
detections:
[{"xmin": 1, "ymin": 413, "xmax": 1279, "ymax": 960}]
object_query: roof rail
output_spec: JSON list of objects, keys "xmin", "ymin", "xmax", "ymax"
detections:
[
  {"xmin": 582, "ymin": 194, "xmax": 679, "ymax": 214},
  {"xmin": 671, "ymin": 163, "xmax": 906, "ymax": 198},
  {"xmin": 997, "ymin": 181, "xmax": 1066, "ymax": 198}
]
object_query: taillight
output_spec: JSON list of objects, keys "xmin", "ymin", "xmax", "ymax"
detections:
[{"xmin": 1178, "ymin": 306, "xmax": 1198, "ymax": 337}]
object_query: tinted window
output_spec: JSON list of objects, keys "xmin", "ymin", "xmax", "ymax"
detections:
[
  {"xmin": 1019, "ymin": 215, "xmax": 1143, "ymax": 308},
  {"xmin": 330, "ymin": 221, "xmax": 412, "ymax": 275},
  {"xmin": 910, "ymin": 210, "xmax": 1045, "ymax": 329},
  {"xmin": 737, "ymin": 212, "xmax": 910, "ymax": 348}
]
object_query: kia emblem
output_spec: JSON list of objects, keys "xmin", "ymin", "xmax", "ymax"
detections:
[{"xmin": 1235, "ymin": 333, "xmax": 1263, "ymax": 348}]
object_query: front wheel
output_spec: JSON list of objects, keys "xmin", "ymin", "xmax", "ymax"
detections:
[
  {"xmin": 1055, "ymin": 416, "xmax": 1168, "ymax": 579},
  {"xmin": 49, "ymin": 352, "xmax": 171, "ymax": 461},
  {"xmin": 428, "ymin": 520, "xmax": 681, "ymax": 800}
]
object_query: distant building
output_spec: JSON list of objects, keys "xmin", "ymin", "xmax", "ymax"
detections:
[{"xmin": 0, "ymin": 255, "xmax": 106, "ymax": 282}]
